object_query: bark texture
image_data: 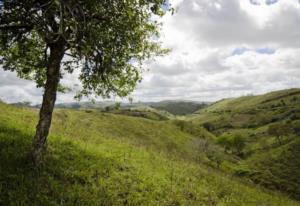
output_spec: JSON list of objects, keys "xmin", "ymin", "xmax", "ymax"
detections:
[{"xmin": 31, "ymin": 42, "xmax": 64, "ymax": 164}]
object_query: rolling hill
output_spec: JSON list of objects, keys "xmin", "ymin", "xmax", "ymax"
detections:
[
  {"xmin": 188, "ymin": 88, "xmax": 300, "ymax": 199},
  {"xmin": 0, "ymin": 98, "xmax": 299, "ymax": 205}
]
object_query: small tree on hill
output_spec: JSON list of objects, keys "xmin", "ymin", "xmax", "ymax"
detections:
[
  {"xmin": 206, "ymin": 145, "xmax": 224, "ymax": 168},
  {"xmin": 292, "ymin": 121, "xmax": 300, "ymax": 134},
  {"xmin": 203, "ymin": 122, "xmax": 215, "ymax": 132},
  {"xmin": 268, "ymin": 123, "xmax": 292, "ymax": 145},
  {"xmin": 231, "ymin": 134, "xmax": 246, "ymax": 156},
  {"xmin": 0, "ymin": 0, "xmax": 172, "ymax": 164},
  {"xmin": 128, "ymin": 97, "xmax": 134, "ymax": 105},
  {"xmin": 217, "ymin": 135, "xmax": 231, "ymax": 153},
  {"xmin": 217, "ymin": 134, "xmax": 246, "ymax": 156},
  {"xmin": 114, "ymin": 102, "xmax": 121, "ymax": 111}
]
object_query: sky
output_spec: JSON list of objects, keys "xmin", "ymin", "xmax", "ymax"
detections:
[{"xmin": 1, "ymin": 0, "xmax": 300, "ymax": 104}]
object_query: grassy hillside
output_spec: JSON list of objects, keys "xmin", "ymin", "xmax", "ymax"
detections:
[
  {"xmin": 104, "ymin": 106, "xmax": 175, "ymax": 121},
  {"xmin": 149, "ymin": 100, "xmax": 208, "ymax": 115},
  {"xmin": 188, "ymin": 88, "xmax": 300, "ymax": 199},
  {"xmin": 0, "ymin": 102, "xmax": 298, "ymax": 205},
  {"xmin": 191, "ymin": 88, "xmax": 300, "ymax": 128}
]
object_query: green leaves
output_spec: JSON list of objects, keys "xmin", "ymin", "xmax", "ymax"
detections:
[
  {"xmin": 0, "ymin": 0, "xmax": 171, "ymax": 99},
  {"xmin": 0, "ymin": 32, "xmax": 47, "ymax": 87},
  {"xmin": 217, "ymin": 134, "xmax": 246, "ymax": 156}
]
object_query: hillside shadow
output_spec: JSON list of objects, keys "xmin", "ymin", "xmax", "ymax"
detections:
[{"xmin": 0, "ymin": 124, "xmax": 119, "ymax": 206}]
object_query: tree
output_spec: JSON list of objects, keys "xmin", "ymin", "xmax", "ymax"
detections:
[
  {"xmin": 203, "ymin": 122, "xmax": 215, "ymax": 132},
  {"xmin": 128, "ymin": 96, "xmax": 133, "ymax": 105},
  {"xmin": 217, "ymin": 135, "xmax": 231, "ymax": 153},
  {"xmin": 0, "ymin": 0, "xmax": 171, "ymax": 164},
  {"xmin": 206, "ymin": 145, "xmax": 224, "ymax": 168},
  {"xmin": 217, "ymin": 134, "xmax": 246, "ymax": 156},
  {"xmin": 292, "ymin": 121, "xmax": 300, "ymax": 135},
  {"xmin": 114, "ymin": 102, "xmax": 121, "ymax": 110},
  {"xmin": 268, "ymin": 123, "xmax": 292, "ymax": 145},
  {"xmin": 231, "ymin": 134, "xmax": 246, "ymax": 156}
]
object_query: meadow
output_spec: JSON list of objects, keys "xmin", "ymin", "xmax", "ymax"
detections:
[{"xmin": 0, "ymin": 88, "xmax": 300, "ymax": 205}]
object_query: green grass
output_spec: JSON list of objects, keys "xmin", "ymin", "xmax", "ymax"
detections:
[
  {"xmin": 187, "ymin": 88, "xmax": 300, "ymax": 200},
  {"xmin": 0, "ymin": 102, "xmax": 299, "ymax": 205}
]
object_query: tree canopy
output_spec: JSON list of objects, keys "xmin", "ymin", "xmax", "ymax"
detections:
[
  {"xmin": 217, "ymin": 134, "xmax": 246, "ymax": 156},
  {"xmin": 0, "ymin": 0, "xmax": 170, "ymax": 98}
]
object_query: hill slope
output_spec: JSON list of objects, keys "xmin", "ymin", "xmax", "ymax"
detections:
[
  {"xmin": 0, "ymin": 102, "xmax": 299, "ymax": 205},
  {"xmin": 149, "ymin": 100, "xmax": 208, "ymax": 115},
  {"xmin": 188, "ymin": 88, "xmax": 300, "ymax": 199}
]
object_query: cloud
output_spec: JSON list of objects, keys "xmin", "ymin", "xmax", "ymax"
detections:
[
  {"xmin": 132, "ymin": 0, "xmax": 300, "ymax": 102},
  {"xmin": 0, "ymin": 70, "xmax": 42, "ymax": 103}
]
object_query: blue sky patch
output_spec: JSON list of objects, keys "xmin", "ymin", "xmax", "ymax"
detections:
[
  {"xmin": 250, "ymin": 0, "xmax": 279, "ymax": 5},
  {"xmin": 255, "ymin": 47, "xmax": 276, "ymax": 54},
  {"xmin": 266, "ymin": 0, "xmax": 279, "ymax": 5},
  {"xmin": 232, "ymin": 47, "xmax": 275, "ymax": 56},
  {"xmin": 232, "ymin": 47, "xmax": 250, "ymax": 56},
  {"xmin": 250, "ymin": 0, "xmax": 261, "ymax": 5}
]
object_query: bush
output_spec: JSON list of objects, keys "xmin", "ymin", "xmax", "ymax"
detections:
[
  {"xmin": 267, "ymin": 123, "xmax": 293, "ymax": 145},
  {"xmin": 206, "ymin": 145, "xmax": 224, "ymax": 168},
  {"xmin": 231, "ymin": 134, "xmax": 246, "ymax": 156},
  {"xmin": 292, "ymin": 121, "xmax": 300, "ymax": 134},
  {"xmin": 203, "ymin": 122, "xmax": 215, "ymax": 132},
  {"xmin": 216, "ymin": 135, "xmax": 231, "ymax": 153},
  {"xmin": 217, "ymin": 134, "xmax": 246, "ymax": 156}
]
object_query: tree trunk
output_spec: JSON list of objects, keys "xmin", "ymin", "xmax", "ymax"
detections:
[{"xmin": 31, "ymin": 42, "xmax": 64, "ymax": 165}]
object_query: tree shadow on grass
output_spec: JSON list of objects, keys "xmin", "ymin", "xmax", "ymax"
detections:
[{"xmin": 0, "ymin": 124, "xmax": 120, "ymax": 206}]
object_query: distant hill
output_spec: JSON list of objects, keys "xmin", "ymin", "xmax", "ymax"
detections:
[
  {"xmin": 53, "ymin": 100, "xmax": 209, "ymax": 115},
  {"xmin": 149, "ymin": 100, "xmax": 208, "ymax": 115}
]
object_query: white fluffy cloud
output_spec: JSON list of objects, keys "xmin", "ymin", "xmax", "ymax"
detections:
[
  {"xmin": 133, "ymin": 0, "xmax": 300, "ymax": 101},
  {"xmin": 1, "ymin": 0, "xmax": 300, "ymax": 103}
]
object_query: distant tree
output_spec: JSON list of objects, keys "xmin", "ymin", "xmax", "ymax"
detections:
[
  {"xmin": 217, "ymin": 134, "xmax": 246, "ymax": 156},
  {"xmin": 217, "ymin": 135, "xmax": 231, "ymax": 153},
  {"xmin": 268, "ymin": 123, "xmax": 292, "ymax": 145},
  {"xmin": 292, "ymin": 121, "xmax": 300, "ymax": 134},
  {"xmin": 291, "ymin": 96, "xmax": 298, "ymax": 102},
  {"xmin": 231, "ymin": 134, "xmax": 246, "ymax": 156},
  {"xmin": 104, "ymin": 106, "xmax": 111, "ymax": 112},
  {"xmin": 173, "ymin": 120, "xmax": 186, "ymax": 131},
  {"xmin": 114, "ymin": 102, "xmax": 121, "ymax": 110},
  {"xmin": 206, "ymin": 145, "xmax": 224, "ymax": 168},
  {"xmin": 0, "ymin": 0, "xmax": 171, "ymax": 164},
  {"xmin": 203, "ymin": 122, "xmax": 215, "ymax": 132},
  {"xmin": 128, "ymin": 97, "xmax": 134, "ymax": 105},
  {"xmin": 12, "ymin": 101, "xmax": 32, "ymax": 107},
  {"xmin": 280, "ymin": 100, "xmax": 286, "ymax": 106}
]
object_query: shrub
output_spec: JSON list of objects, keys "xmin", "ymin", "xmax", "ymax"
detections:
[
  {"xmin": 267, "ymin": 123, "xmax": 293, "ymax": 145},
  {"xmin": 203, "ymin": 122, "xmax": 215, "ymax": 132},
  {"xmin": 115, "ymin": 102, "xmax": 121, "ymax": 110},
  {"xmin": 216, "ymin": 135, "xmax": 231, "ymax": 153},
  {"xmin": 206, "ymin": 145, "xmax": 224, "ymax": 168},
  {"xmin": 217, "ymin": 134, "xmax": 246, "ymax": 156},
  {"xmin": 231, "ymin": 134, "xmax": 246, "ymax": 156}
]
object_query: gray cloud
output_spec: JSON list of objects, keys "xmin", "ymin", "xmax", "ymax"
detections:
[{"xmin": 168, "ymin": 0, "xmax": 300, "ymax": 48}]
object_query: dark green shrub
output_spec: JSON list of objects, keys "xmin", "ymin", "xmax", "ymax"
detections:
[{"xmin": 203, "ymin": 122, "xmax": 215, "ymax": 132}]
